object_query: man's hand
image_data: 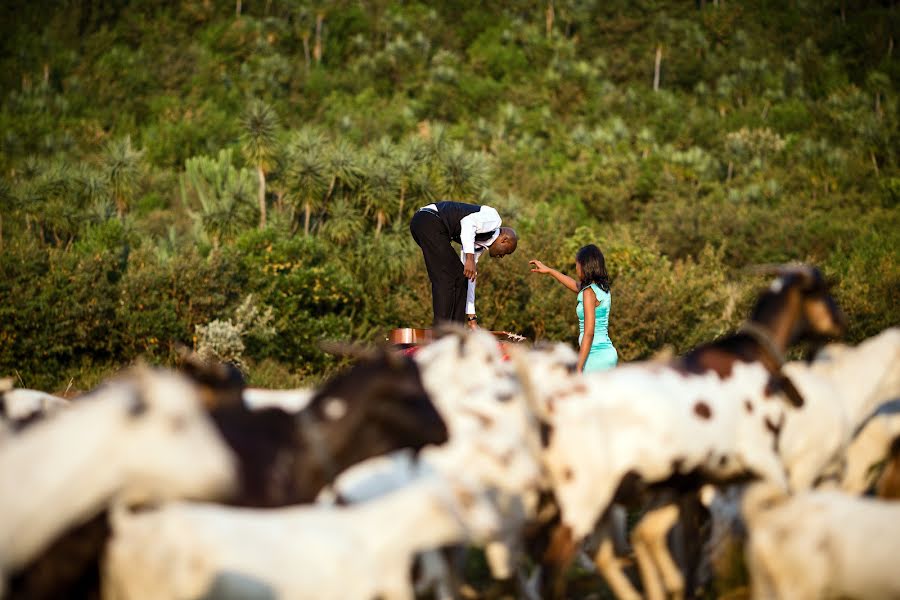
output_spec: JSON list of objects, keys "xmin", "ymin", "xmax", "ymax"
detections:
[
  {"xmin": 463, "ymin": 254, "xmax": 477, "ymax": 281},
  {"xmin": 466, "ymin": 316, "xmax": 478, "ymax": 330}
]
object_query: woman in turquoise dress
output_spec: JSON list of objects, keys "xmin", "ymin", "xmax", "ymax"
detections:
[{"xmin": 529, "ymin": 244, "xmax": 618, "ymax": 372}]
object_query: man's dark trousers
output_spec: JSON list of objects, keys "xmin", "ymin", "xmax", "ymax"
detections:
[{"xmin": 410, "ymin": 210, "xmax": 467, "ymax": 325}]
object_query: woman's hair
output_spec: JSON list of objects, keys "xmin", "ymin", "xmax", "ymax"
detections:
[{"xmin": 576, "ymin": 244, "xmax": 610, "ymax": 292}]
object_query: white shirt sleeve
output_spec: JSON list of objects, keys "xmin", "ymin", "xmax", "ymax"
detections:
[
  {"xmin": 460, "ymin": 248, "xmax": 485, "ymax": 315},
  {"xmin": 458, "ymin": 206, "xmax": 502, "ymax": 255}
]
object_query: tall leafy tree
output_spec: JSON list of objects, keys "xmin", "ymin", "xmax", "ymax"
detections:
[
  {"xmin": 393, "ymin": 137, "xmax": 425, "ymax": 222},
  {"xmin": 240, "ymin": 101, "xmax": 280, "ymax": 229},
  {"xmin": 102, "ymin": 136, "xmax": 144, "ymax": 221},
  {"xmin": 321, "ymin": 198, "xmax": 364, "ymax": 246},
  {"xmin": 74, "ymin": 164, "xmax": 110, "ymax": 210},
  {"xmin": 323, "ymin": 138, "xmax": 363, "ymax": 206},
  {"xmin": 0, "ymin": 178, "xmax": 14, "ymax": 249},
  {"xmin": 38, "ymin": 159, "xmax": 80, "ymax": 246},
  {"xmin": 285, "ymin": 131, "xmax": 329, "ymax": 235},
  {"xmin": 359, "ymin": 150, "xmax": 397, "ymax": 236},
  {"xmin": 183, "ymin": 150, "xmax": 256, "ymax": 246},
  {"xmin": 440, "ymin": 142, "xmax": 491, "ymax": 200}
]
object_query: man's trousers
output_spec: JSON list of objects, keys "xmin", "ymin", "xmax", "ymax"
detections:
[{"xmin": 410, "ymin": 210, "xmax": 468, "ymax": 325}]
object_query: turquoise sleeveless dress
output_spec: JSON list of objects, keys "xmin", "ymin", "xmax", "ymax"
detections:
[{"xmin": 576, "ymin": 283, "xmax": 618, "ymax": 372}]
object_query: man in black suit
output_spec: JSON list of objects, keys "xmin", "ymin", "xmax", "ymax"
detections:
[{"xmin": 410, "ymin": 201, "xmax": 518, "ymax": 328}]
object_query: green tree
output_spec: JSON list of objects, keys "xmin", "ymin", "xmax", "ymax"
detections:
[
  {"xmin": 393, "ymin": 137, "xmax": 426, "ymax": 222},
  {"xmin": 320, "ymin": 198, "xmax": 365, "ymax": 246},
  {"xmin": 183, "ymin": 150, "xmax": 257, "ymax": 246},
  {"xmin": 323, "ymin": 138, "xmax": 363, "ymax": 205},
  {"xmin": 284, "ymin": 127, "xmax": 329, "ymax": 236},
  {"xmin": 359, "ymin": 150, "xmax": 397, "ymax": 236},
  {"xmin": 240, "ymin": 100, "xmax": 280, "ymax": 229},
  {"xmin": 0, "ymin": 178, "xmax": 14, "ymax": 249},
  {"xmin": 439, "ymin": 142, "xmax": 491, "ymax": 200},
  {"xmin": 102, "ymin": 136, "xmax": 144, "ymax": 221}
]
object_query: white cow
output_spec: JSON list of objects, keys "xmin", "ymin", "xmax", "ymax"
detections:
[
  {"xmin": 0, "ymin": 378, "xmax": 69, "ymax": 425},
  {"xmin": 699, "ymin": 328, "xmax": 900, "ymax": 595},
  {"xmin": 0, "ymin": 367, "xmax": 237, "ymax": 587},
  {"xmin": 103, "ymin": 472, "xmax": 504, "ymax": 600},
  {"xmin": 742, "ymin": 482, "xmax": 900, "ymax": 600},
  {"xmin": 321, "ymin": 330, "xmax": 546, "ymax": 595}
]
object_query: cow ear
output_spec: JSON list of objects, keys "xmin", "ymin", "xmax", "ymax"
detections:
[
  {"xmin": 128, "ymin": 393, "xmax": 149, "ymax": 418},
  {"xmin": 125, "ymin": 369, "xmax": 151, "ymax": 418},
  {"xmin": 765, "ymin": 373, "xmax": 804, "ymax": 408}
]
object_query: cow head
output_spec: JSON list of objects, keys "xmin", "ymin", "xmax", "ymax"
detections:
[
  {"xmin": 293, "ymin": 347, "xmax": 449, "ymax": 498},
  {"xmin": 108, "ymin": 368, "xmax": 238, "ymax": 504},
  {"xmin": 750, "ymin": 264, "xmax": 847, "ymax": 346}
]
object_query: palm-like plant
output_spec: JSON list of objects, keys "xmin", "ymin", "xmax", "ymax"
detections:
[
  {"xmin": 495, "ymin": 103, "xmax": 522, "ymax": 146},
  {"xmin": 321, "ymin": 198, "xmax": 365, "ymax": 246},
  {"xmin": 393, "ymin": 137, "xmax": 426, "ymax": 222},
  {"xmin": 424, "ymin": 121, "xmax": 450, "ymax": 161},
  {"xmin": 408, "ymin": 163, "xmax": 439, "ymax": 205},
  {"xmin": 286, "ymin": 144, "xmax": 328, "ymax": 236},
  {"xmin": 87, "ymin": 196, "xmax": 117, "ymax": 225},
  {"xmin": 323, "ymin": 138, "xmax": 363, "ymax": 204},
  {"xmin": 203, "ymin": 171, "xmax": 256, "ymax": 244},
  {"xmin": 440, "ymin": 142, "xmax": 491, "ymax": 199},
  {"xmin": 0, "ymin": 177, "xmax": 15, "ymax": 249},
  {"xmin": 240, "ymin": 100, "xmax": 280, "ymax": 229},
  {"xmin": 38, "ymin": 159, "xmax": 81, "ymax": 245},
  {"xmin": 183, "ymin": 150, "xmax": 256, "ymax": 246},
  {"xmin": 289, "ymin": 126, "xmax": 328, "ymax": 155},
  {"xmin": 102, "ymin": 136, "xmax": 144, "ymax": 220},
  {"xmin": 154, "ymin": 225, "xmax": 181, "ymax": 264},
  {"xmin": 359, "ymin": 151, "xmax": 398, "ymax": 236},
  {"xmin": 74, "ymin": 163, "xmax": 110, "ymax": 209}
]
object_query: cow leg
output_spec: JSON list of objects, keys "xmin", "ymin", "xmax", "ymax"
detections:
[
  {"xmin": 632, "ymin": 498, "xmax": 684, "ymax": 600},
  {"xmin": 540, "ymin": 523, "xmax": 578, "ymax": 600},
  {"xmin": 594, "ymin": 519, "xmax": 642, "ymax": 600}
]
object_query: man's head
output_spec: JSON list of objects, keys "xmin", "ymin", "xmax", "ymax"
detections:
[{"xmin": 488, "ymin": 227, "xmax": 518, "ymax": 258}]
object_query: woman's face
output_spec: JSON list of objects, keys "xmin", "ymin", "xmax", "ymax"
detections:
[{"xmin": 575, "ymin": 261, "xmax": 584, "ymax": 280}]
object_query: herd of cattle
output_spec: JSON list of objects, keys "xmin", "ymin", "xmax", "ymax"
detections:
[{"xmin": 1, "ymin": 264, "xmax": 899, "ymax": 600}]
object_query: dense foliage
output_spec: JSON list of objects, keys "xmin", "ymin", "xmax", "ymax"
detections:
[{"xmin": 1, "ymin": 0, "xmax": 897, "ymax": 391}]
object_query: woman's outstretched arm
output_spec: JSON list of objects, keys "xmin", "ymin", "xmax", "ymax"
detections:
[
  {"xmin": 577, "ymin": 286, "xmax": 597, "ymax": 372},
  {"xmin": 529, "ymin": 259, "xmax": 579, "ymax": 293}
]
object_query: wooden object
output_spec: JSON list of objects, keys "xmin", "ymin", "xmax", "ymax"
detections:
[{"xmin": 388, "ymin": 328, "xmax": 526, "ymax": 346}]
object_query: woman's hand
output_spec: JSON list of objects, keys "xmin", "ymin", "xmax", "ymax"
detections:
[
  {"xmin": 529, "ymin": 259, "xmax": 550, "ymax": 274},
  {"xmin": 531, "ymin": 259, "xmax": 579, "ymax": 292}
]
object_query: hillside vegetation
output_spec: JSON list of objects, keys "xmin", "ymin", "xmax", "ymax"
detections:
[{"xmin": 1, "ymin": 0, "xmax": 897, "ymax": 390}]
